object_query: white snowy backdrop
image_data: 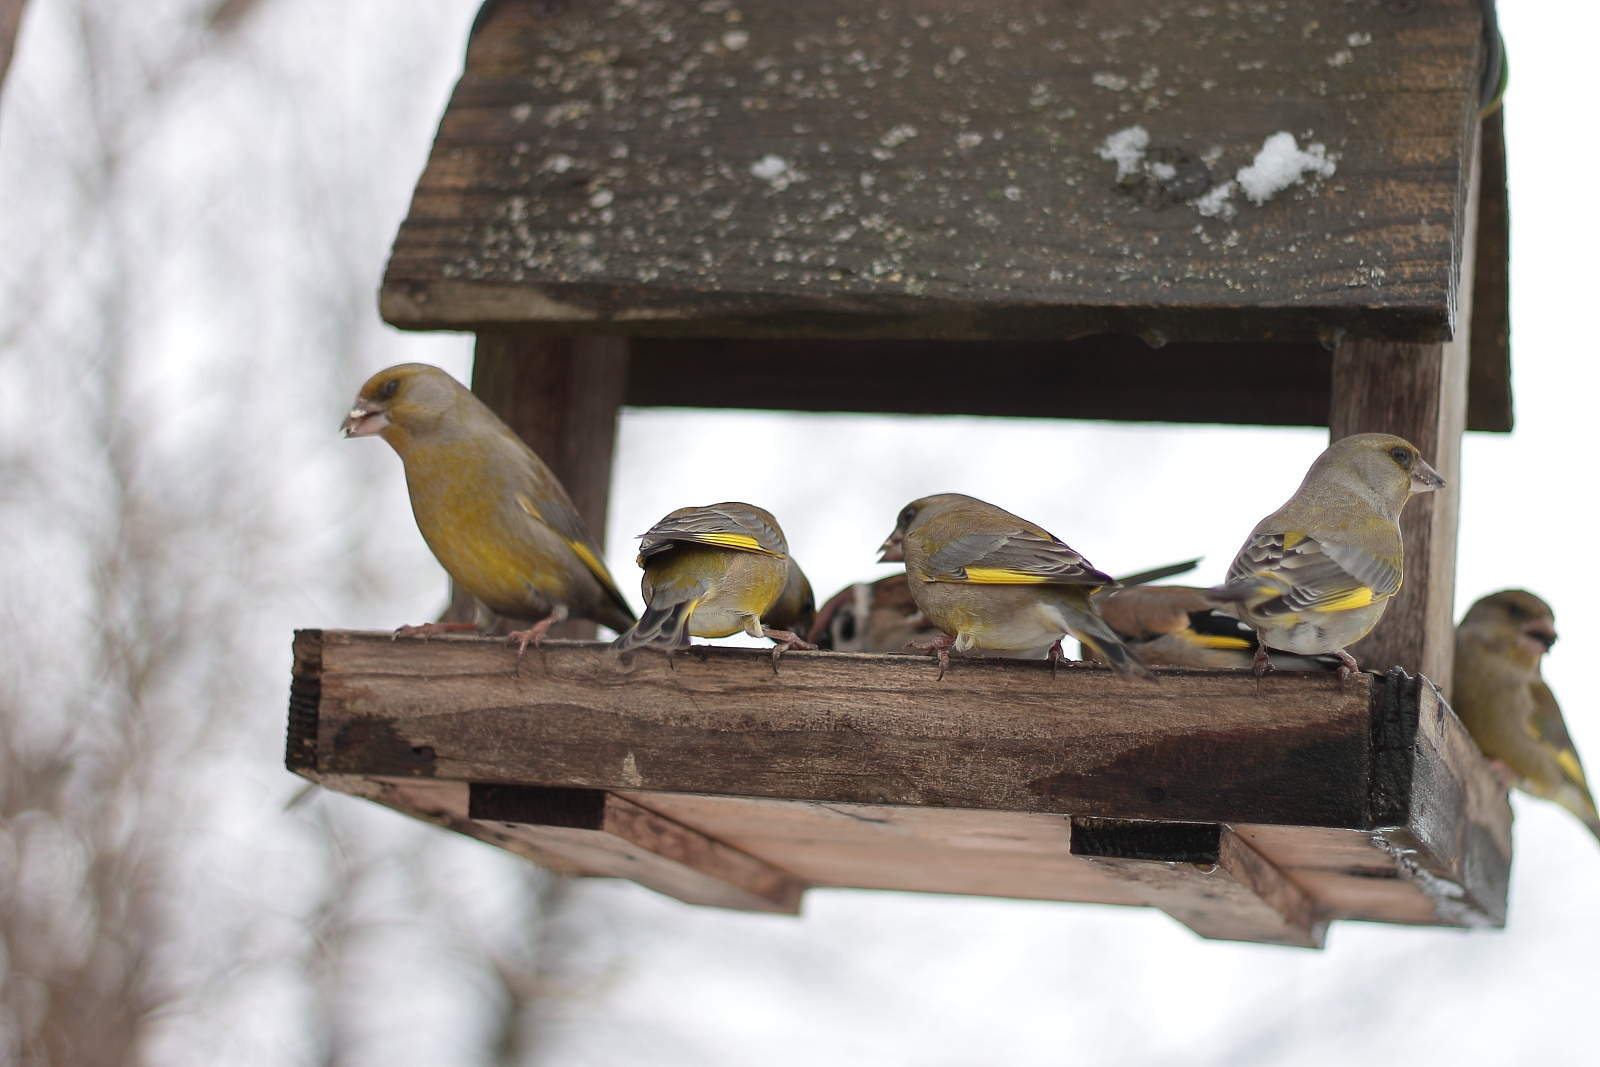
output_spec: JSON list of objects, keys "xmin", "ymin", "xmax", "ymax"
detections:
[{"xmin": 0, "ymin": 1, "xmax": 1595, "ymax": 1064}]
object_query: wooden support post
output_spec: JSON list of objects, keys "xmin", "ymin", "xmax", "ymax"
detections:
[
  {"xmin": 1329, "ymin": 134, "xmax": 1480, "ymax": 695},
  {"xmin": 461, "ymin": 333, "xmax": 630, "ymax": 638},
  {"xmin": 1070, "ymin": 818, "xmax": 1327, "ymax": 948}
]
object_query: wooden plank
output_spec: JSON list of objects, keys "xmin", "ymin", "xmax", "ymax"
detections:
[
  {"xmin": 1468, "ymin": 109, "xmax": 1511, "ymax": 432},
  {"xmin": 1327, "ymin": 131, "xmax": 1478, "ymax": 691},
  {"xmin": 289, "ymin": 630, "xmax": 1510, "ymax": 929},
  {"xmin": 382, "ymin": 0, "xmax": 1489, "ymax": 351},
  {"xmin": 1070, "ymin": 818, "xmax": 1327, "ymax": 948},
  {"xmin": 459, "ymin": 332, "xmax": 629, "ymax": 639},
  {"xmin": 468, "ymin": 784, "xmax": 805, "ymax": 913},
  {"xmin": 627, "ymin": 337, "xmax": 1332, "ymax": 427}
]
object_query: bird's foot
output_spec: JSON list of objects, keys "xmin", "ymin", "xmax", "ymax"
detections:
[
  {"xmin": 1251, "ymin": 643, "xmax": 1276, "ymax": 678},
  {"xmin": 762, "ymin": 628, "xmax": 818, "ymax": 675},
  {"xmin": 393, "ymin": 621, "xmax": 479, "ymax": 641},
  {"xmin": 1484, "ymin": 759, "xmax": 1518, "ymax": 789},
  {"xmin": 505, "ymin": 614, "xmax": 560, "ymax": 660},
  {"xmin": 1048, "ymin": 639, "xmax": 1067, "ymax": 677},
  {"xmin": 1335, "ymin": 649, "xmax": 1360, "ymax": 688},
  {"xmin": 908, "ymin": 634, "xmax": 957, "ymax": 680}
]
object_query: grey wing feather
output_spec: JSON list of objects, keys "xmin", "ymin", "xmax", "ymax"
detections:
[
  {"xmin": 1224, "ymin": 534, "xmax": 1398, "ymax": 616},
  {"xmin": 638, "ymin": 504, "xmax": 787, "ymax": 559},
  {"xmin": 925, "ymin": 531, "xmax": 1115, "ymax": 586}
]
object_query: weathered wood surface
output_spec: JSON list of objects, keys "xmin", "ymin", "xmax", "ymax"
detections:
[
  {"xmin": 383, "ymin": 0, "xmax": 1491, "ymax": 351},
  {"xmin": 463, "ymin": 333, "xmax": 629, "ymax": 639},
  {"xmin": 1329, "ymin": 129, "xmax": 1476, "ymax": 695},
  {"xmin": 288, "ymin": 630, "xmax": 1511, "ymax": 935},
  {"xmin": 1070, "ymin": 818, "xmax": 1327, "ymax": 947},
  {"xmin": 1467, "ymin": 108, "xmax": 1511, "ymax": 433}
]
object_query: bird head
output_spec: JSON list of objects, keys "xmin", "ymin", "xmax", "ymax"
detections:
[
  {"xmin": 342, "ymin": 363, "xmax": 466, "ymax": 450},
  {"xmin": 1323, "ymin": 433, "xmax": 1445, "ymax": 506},
  {"xmin": 879, "ymin": 494, "xmax": 978, "ymax": 563},
  {"xmin": 1461, "ymin": 589, "xmax": 1557, "ymax": 664}
]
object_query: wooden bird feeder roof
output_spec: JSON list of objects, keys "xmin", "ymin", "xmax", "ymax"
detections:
[
  {"xmin": 290, "ymin": 633, "xmax": 1511, "ymax": 948},
  {"xmin": 381, "ymin": 0, "xmax": 1511, "ymax": 430}
]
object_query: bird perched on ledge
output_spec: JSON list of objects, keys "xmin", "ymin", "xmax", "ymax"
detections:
[
  {"xmin": 342, "ymin": 363, "xmax": 635, "ymax": 652},
  {"xmin": 879, "ymin": 493, "xmax": 1151, "ymax": 680},
  {"xmin": 611, "ymin": 502, "xmax": 816, "ymax": 669},
  {"xmin": 1454, "ymin": 590, "xmax": 1600, "ymax": 843},
  {"xmin": 1094, "ymin": 584, "xmax": 1337, "ymax": 672},
  {"xmin": 1210, "ymin": 433, "xmax": 1444, "ymax": 679}
]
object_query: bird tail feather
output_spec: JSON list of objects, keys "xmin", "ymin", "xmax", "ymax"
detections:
[
  {"xmin": 610, "ymin": 596, "xmax": 698, "ymax": 652},
  {"xmin": 1066, "ymin": 608, "xmax": 1156, "ymax": 682}
]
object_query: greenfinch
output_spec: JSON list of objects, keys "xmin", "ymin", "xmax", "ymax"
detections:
[
  {"xmin": 611, "ymin": 502, "xmax": 818, "ymax": 668},
  {"xmin": 1210, "ymin": 433, "xmax": 1443, "ymax": 678},
  {"xmin": 342, "ymin": 363, "xmax": 635, "ymax": 651},
  {"xmin": 878, "ymin": 494, "xmax": 1151, "ymax": 680},
  {"xmin": 1096, "ymin": 585, "xmax": 1337, "ymax": 671},
  {"xmin": 1454, "ymin": 590, "xmax": 1599, "ymax": 842},
  {"xmin": 810, "ymin": 560, "xmax": 1199, "ymax": 655}
]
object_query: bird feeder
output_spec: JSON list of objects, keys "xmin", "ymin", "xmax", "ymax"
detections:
[{"xmin": 288, "ymin": 0, "xmax": 1514, "ymax": 946}]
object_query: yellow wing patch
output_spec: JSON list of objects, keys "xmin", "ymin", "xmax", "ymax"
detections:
[
  {"xmin": 691, "ymin": 532, "xmax": 773, "ymax": 553},
  {"xmin": 517, "ymin": 493, "xmax": 623, "ymax": 593},
  {"xmin": 963, "ymin": 567, "xmax": 1054, "ymax": 585},
  {"xmin": 1190, "ymin": 634, "xmax": 1253, "ymax": 651},
  {"xmin": 1318, "ymin": 587, "xmax": 1377, "ymax": 612},
  {"xmin": 1556, "ymin": 748, "xmax": 1590, "ymax": 791},
  {"xmin": 1282, "ymin": 531, "xmax": 1306, "ymax": 549}
]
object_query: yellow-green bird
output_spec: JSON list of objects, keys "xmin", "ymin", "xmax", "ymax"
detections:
[
  {"xmin": 1096, "ymin": 584, "xmax": 1337, "ymax": 672},
  {"xmin": 1454, "ymin": 590, "xmax": 1600, "ymax": 843},
  {"xmin": 1210, "ymin": 433, "xmax": 1443, "ymax": 679},
  {"xmin": 878, "ymin": 494, "xmax": 1151, "ymax": 680},
  {"xmin": 342, "ymin": 363, "xmax": 635, "ymax": 651},
  {"xmin": 611, "ymin": 502, "xmax": 817, "ymax": 668}
]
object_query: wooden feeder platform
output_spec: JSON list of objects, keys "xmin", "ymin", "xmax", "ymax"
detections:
[{"xmin": 287, "ymin": 630, "xmax": 1511, "ymax": 948}]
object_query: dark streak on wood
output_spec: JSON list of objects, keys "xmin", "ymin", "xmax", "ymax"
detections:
[
  {"xmin": 628, "ymin": 336, "xmax": 1334, "ymax": 427},
  {"xmin": 286, "ymin": 629, "xmax": 323, "ymax": 773},
  {"xmin": 1468, "ymin": 108, "xmax": 1511, "ymax": 432},
  {"xmin": 1069, "ymin": 817, "xmax": 1222, "ymax": 864},
  {"xmin": 470, "ymin": 782, "xmax": 608, "ymax": 827}
]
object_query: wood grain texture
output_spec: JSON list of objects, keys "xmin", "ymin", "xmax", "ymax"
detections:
[
  {"xmin": 290, "ymin": 630, "xmax": 1510, "ymax": 932},
  {"xmin": 383, "ymin": 0, "xmax": 1488, "ymax": 349},
  {"xmin": 1072, "ymin": 819, "xmax": 1327, "ymax": 947},
  {"xmin": 1327, "ymin": 130, "xmax": 1476, "ymax": 692},
  {"xmin": 1467, "ymin": 109, "xmax": 1510, "ymax": 432},
  {"xmin": 463, "ymin": 332, "xmax": 629, "ymax": 638},
  {"xmin": 469, "ymin": 784, "xmax": 805, "ymax": 912}
]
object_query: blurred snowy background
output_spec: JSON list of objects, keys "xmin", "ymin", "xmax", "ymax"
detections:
[{"xmin": 0, "ymin": 0, "xmax": 1595, "ymax": 1064}]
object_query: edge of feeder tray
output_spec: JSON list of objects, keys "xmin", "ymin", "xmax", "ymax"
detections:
[{"xmin": 286, "ymin": 631, "xmax": 1512, "ymax": 949}]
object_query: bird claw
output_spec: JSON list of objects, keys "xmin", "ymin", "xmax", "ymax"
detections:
[
  {"xmin": 1251, "ymin": 643, "xmax": 1276, "ymax": 678},
  {"xmin": 1335, "ymin": 650, "xmax": 1360, "ymax": 690},
  {"xmin": 505, "ymin": 614, "xmax": 559, "ymax": 662},
  {"xmin": 1048, "ymin": 639, "xmax": 1065, "ymax": 677},
  {"xmin": 908, "ymin": 635, "xmax": 957, "ymax": 681},
  {"xmin": 393, "ymin": 621, "xmax": 479, "ymax": 641},
  {"xmin": 762, "ymin": 628, "xmax": 818, "ymax": 675}
]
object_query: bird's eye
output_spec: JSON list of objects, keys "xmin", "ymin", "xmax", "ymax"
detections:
[
  {"xmin": 898, "ymin": 506, "xmax": 917, "ymax": 526},
  {"xmin": 1389, "ymin": 447, "xmax": 1411, "ymax": 467},
  {"xmin": 379, "ymin": 378, "xmax": 399, "ymax": 398},
  {"xmin": 1507, "ymin": 603, "xmax": 1526, "ymax": 620}
]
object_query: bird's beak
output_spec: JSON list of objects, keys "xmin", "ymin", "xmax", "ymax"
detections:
[
  {"xmin": 1409, "ymin": 458, "xmax": 1445, "ymax": 494},
  {"xmin": 878, "ymin": 530, "xmax": 905, "ymax": 563},
  {"xmin": 342, "ymin": 400, "xmax": 390, "ymax": 438},
  {"xmin": 1519, "ymin": 619, "xmax": 1558, "ymax": 654}
]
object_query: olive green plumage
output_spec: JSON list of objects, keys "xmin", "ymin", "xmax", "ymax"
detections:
[
  {"xmin": 612, "ymin": 502, "xmax": 815, "ymax": 657},
  {"xmin": 342, "ymin": 363, "xmax": 634, "ymax": 635},
  {"xmin": 879, "ymin": 493, "xmax": 1151, "ymax": 680},
  {"xmin": 1454, "ymin": 590, "xmax": 1600, "ymax": 843},
  {"xmin": 1211, "ymin": 433, "xmax": 1443, "ymax": 675}
]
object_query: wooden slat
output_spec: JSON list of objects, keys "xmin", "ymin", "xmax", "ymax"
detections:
[
  {"xmin": 627, "ymin": 337, "xmax": 1332, "ymax": 427},
  {"xmin": 382, "ymin": 0, "xmax": 1489, "ymax": 350},
  {"xmin": 1468, "ymin": 109, "xmax": 1511, "ymax": 432},
  {"xmin": 468, "ymin": 784, "xmax": 804, "ymax": 913},
  {"xmin": 287, "ymin": 630, "xmax": 1511, "ymax": 934},
  {"xmin": 1070, "ymin": 818, "xmax": 1327, "ymax": 948}
]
